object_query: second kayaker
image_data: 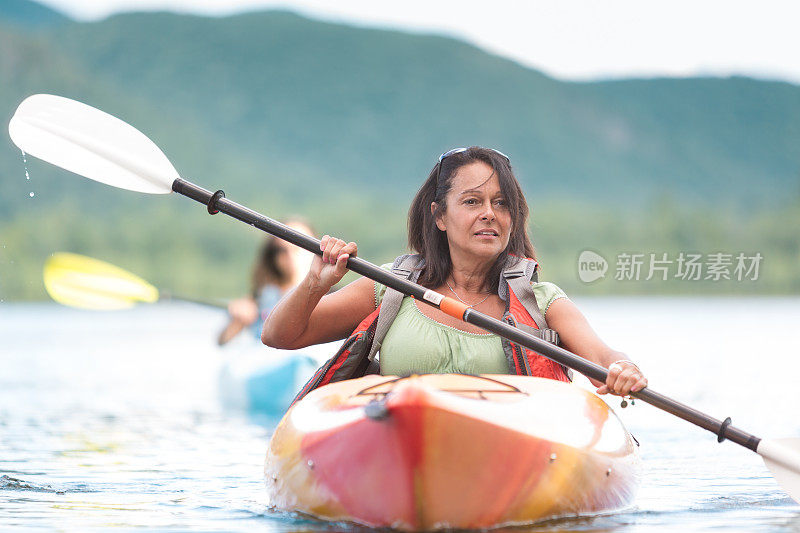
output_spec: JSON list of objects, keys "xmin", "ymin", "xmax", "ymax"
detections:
[
  {"xmin": 262, "ymin": 147, "xmax": 647, "ymax": 397},
  {"xmin": 218, "ymin": 218, "xmax": 315, "ymax": 345}
]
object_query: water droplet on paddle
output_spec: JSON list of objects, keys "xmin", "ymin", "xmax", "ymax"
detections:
[{"xmin": 21, "ymin": 149, "xmax": 32, "ymax": 184}]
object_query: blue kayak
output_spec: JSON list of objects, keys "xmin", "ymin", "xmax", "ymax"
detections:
[{"xmin": 218, "ymin": 342, "xmax": 337, "ymax": 416}]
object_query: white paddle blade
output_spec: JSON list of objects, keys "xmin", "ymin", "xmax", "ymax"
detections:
[
  {"xmin": 8, "ymin": 94, "xmax": 177, "ymax": 194},
  {"xmin": 757, "ymin": 437, "xmax": 800, "ymax": 504}
]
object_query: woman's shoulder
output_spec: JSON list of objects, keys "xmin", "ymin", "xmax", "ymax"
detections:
[
  {"xmin": 531, "ymin": 280, "xmax": 567, "ymax": 293},
  {"xmin": 529, "ymin": 281, "xmax": 569, "ymax": 318}
]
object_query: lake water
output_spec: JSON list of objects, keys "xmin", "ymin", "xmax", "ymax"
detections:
[{"xmin": 1, "ymin": 298, "xmax": 799, "ymax": 531}]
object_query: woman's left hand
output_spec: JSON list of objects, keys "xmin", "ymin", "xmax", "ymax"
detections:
[
  {"xmin": 596, "ymin": 360, "xmax": 647, "ymax": 396},
  {"xmin": 228, "ymin": 297, "xmax": 260, "ymax": 325}
]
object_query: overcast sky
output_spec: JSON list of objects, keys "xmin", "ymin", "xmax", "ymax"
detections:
[{"xmin": 35, "ymin": 0, "xmax": 800, "ymax": 84}]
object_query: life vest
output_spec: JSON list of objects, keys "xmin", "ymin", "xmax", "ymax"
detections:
[{"xmin": 292, "ymin": 254, "xmax": 570, "ymax": 405}]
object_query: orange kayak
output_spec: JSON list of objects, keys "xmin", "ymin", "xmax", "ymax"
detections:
[{"xmin": 265, "ymin": 374, "xmax": 640, "ymax": 529}]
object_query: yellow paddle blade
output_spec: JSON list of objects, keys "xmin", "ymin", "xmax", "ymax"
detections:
[{"xmin": 44, "ymin": 253, "xmax": 159, "ymax": 310}]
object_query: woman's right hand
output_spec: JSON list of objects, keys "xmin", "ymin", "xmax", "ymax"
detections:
[
  {"xmin": 263, "ymin": 236, "xmax": 374, "ymax": 350},
  {"xmin": 308, "ymin": 235, "xmax": 357, "ymax": 291}
]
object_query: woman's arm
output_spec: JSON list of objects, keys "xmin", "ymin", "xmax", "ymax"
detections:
[
  {"xmin": 261, "ymin": 236, "xmax": 376, "ymax": 349},
  {"xmin": 545, "ymin": 298, "xmax": 647, "ymax": 396},
  {"xmin": 217, "ymin": 297, "xmax": 259, "ymax": 346}
]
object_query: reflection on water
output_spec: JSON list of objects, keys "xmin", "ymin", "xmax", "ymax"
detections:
[{"xmin": 1, "ymin": 299, "xmax": 799, "ymax": 531}]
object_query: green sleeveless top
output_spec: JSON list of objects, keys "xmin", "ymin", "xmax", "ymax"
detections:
[{"xmin": 373, "ymin": 266, "xmax": 568, "ymax": 376}]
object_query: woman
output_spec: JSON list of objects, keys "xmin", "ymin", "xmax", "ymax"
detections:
[
  {"xmin": 217, "ymin": 219, "xmax": 315, "ymax": 345},
  {"xmin": 262, "ymin": 147, "xmax": 646, "ymax": 396}
]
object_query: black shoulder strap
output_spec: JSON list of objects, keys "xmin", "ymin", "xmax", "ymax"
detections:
[
  {"xmin": 367, "ymin": 254, "xmax": 424, "ymax": 361},
  {"xmin": 501, "ymin": 256, "xmax": 569, "ymax": 379},
  {"xmin": 500, "ymin": 256, "xmax": 560, "ymax": 345}
]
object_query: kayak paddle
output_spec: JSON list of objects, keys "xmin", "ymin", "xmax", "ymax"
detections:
[
  {"xmin": 44, "ymin": 252, "xmax": 225, "ymax": 310},
  {"xmin": 9, "ymin": 94, "xmax": 800, "ymax": 504}
]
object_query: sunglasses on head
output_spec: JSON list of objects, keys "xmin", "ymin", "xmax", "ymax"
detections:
[{"xmin": 436, "ymin": 147, "xmax": 510, "ymax": 183}]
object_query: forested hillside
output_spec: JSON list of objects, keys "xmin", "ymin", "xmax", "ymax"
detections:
[{"xmin": 1, "ymin": 1, "xmax": 798, "ymax": 299}]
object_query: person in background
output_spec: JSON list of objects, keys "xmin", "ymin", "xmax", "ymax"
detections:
[{"xmin": 218, "ymin": 219, "xmax": 315, "ymax": 345}]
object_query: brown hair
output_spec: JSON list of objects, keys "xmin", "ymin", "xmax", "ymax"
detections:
[
  {"xmin": 407, "ymin": 147, "xmax": 536, "ymax": 292},
  {"xmin": 250, "ymin": 217, "xmax": 314, "ymax": 297}
]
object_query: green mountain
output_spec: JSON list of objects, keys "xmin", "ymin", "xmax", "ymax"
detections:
[
  {"xmin": 0, "ymin": 0, "xmax": 69, "ymax": 28},
  {"xmin": 46, "ymin": 10, "xmax": 800, "ymax": 207},
  {"xmin": 3, "ymin": 8, "xmax": 800, "ymax": 212},
  {"xmin": 1, "ymin": 2, "xmax": 799, "ymax": 300}
]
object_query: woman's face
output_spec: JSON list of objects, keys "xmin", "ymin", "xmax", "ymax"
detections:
[{"xmin": 433, "ymin": 161, "xmax": 512, "ymax": 264}]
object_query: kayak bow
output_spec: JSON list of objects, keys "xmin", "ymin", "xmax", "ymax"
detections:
[{"xmin": 265, "ymin": 374, "xmax": 640, "ymax": 529}]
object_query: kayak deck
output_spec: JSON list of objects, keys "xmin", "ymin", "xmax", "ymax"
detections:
[{"xmin": 265, "ymin": 374, "xmax": 640, "ymax": 530}]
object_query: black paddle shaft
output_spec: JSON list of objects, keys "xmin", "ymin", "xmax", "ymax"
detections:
[{"xmin": 172, "ymin": 178, "xmax": 761, "ymax": 453}]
